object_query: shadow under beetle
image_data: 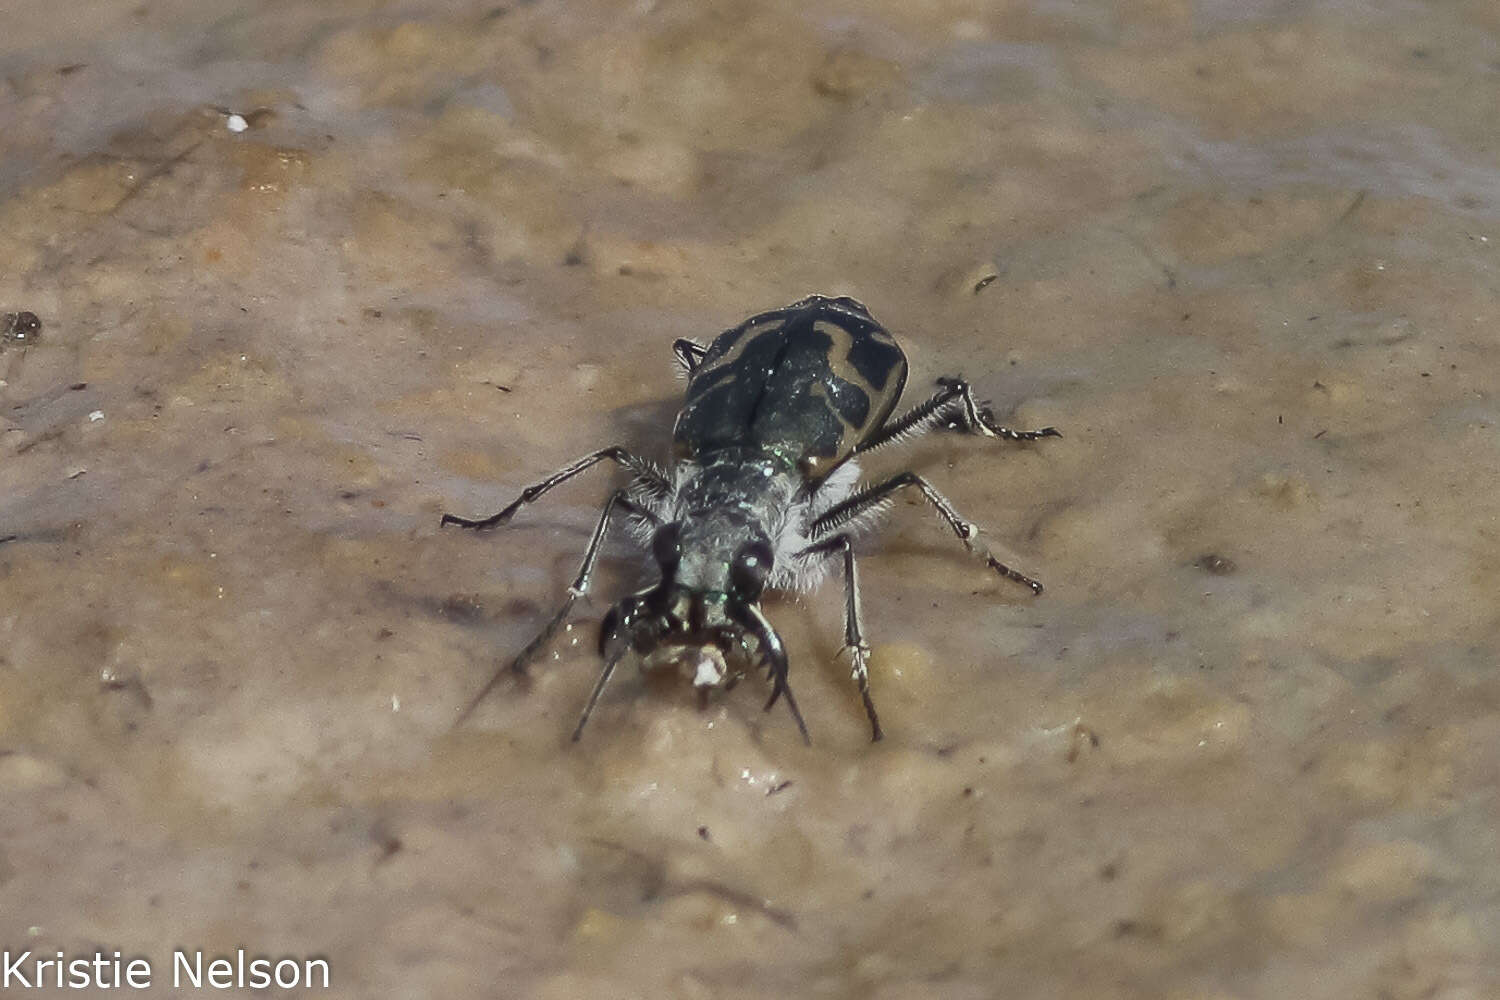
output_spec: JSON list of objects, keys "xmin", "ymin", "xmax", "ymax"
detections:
[{"xmin": 442, "ymin": 294, "xmax": 1059, "ymax": 743}]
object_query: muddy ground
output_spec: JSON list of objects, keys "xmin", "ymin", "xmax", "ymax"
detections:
[{"xmin": 2, "ymin": 1, "xmax": 1497, "ymax": 997}]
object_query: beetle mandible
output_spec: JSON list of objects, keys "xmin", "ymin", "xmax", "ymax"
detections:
[{"xmin": 441, "ymin": 294, "xmax": 1059, "ymax": 742}]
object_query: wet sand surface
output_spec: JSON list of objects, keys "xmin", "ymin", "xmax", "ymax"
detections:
[{"xmin": 2, "ymin": 1, "xmax": 1498, "ymax": 996}]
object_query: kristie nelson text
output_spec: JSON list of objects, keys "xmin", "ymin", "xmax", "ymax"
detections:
[{"xmin": 3, "ymin": 950, "xmax": 330, "ymax": 990}]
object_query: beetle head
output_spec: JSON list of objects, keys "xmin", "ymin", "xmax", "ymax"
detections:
[
  {"xmin": 599, "ymin": 519, "xmax": 775, "ymax": 675},
  {"xmin": 592, "ymin": 520, "xmax": 808, "ymax": 741},
  {"xmin": 649, "ymin": 517, "xmax": 774, "ymax": 603}
]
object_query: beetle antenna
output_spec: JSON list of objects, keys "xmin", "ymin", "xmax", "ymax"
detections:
[{"xmin": 571, "ymin": 644, "xmax": 629, "ymax": 743}]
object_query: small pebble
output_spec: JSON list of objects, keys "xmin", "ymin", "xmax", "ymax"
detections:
[{"xmin": 1196, "ymin": 553, "xmax": 1237, "ymax": 575}]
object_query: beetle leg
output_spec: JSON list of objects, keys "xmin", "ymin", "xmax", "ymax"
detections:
[
  {"xmin": 453, "ymin": 488, "xmax": 652, "ymax": 726},
  {"xmin": 856, "ymin": 377, "xmax": 1060, "ymax": 455},
  {"xmin": 797, "ymin": 534, "xmax": 882, "ymax": 742},
  {"xmin": 440, "ymin": 446, "xmax": 668, "ymax": 530},
  {"xmin": 809, "ymin": 472, "xmax": 1044, "ymax": 594},
  {"xmin": 672, "ymin": 338, "xmax": 709, "ymax": 376}
]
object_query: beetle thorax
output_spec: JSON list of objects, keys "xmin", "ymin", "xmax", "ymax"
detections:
[
  {"xmin": 667, "ymin": 452, "xmax": 798, "ymax": 595},
  {"xmin": 672, "ymin": 510, "xmax": 763, "ymax": 595}
]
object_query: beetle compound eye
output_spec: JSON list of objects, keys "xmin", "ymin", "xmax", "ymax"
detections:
[
  {"xmin": 652, "ymin": 523, "xmax": 683, "ymax": 572},
  {"xmin": 731, "ymin": 539, "xmax": 774, "ymax": 600}
]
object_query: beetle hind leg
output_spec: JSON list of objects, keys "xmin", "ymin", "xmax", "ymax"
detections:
[
  {"xmin": 856, "ymin": 377, "xmax": 1060, "ymax": 456},
  {"xmin": 933, "ymin": 376, "xmax": 1061, "ymax": 442}
]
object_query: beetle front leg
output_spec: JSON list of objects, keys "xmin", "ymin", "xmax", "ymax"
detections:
[
  {"xmin": 799, "ymin": 534, "xmax": 882, "ymax": 742},
  {"xmin": 454, "ymin": 488, "xmax": 655, "ymax": 726},
  {"xmin": 810, "ymin": 472, "xmax": 1044, "ymax": 594},
  {"xmin": 933, "ymin": 376, "xmax": 1061, "ymax": 442},
  {"xmin": 440, "ymin": 445, "xmax": 667, "ymax": 530}
]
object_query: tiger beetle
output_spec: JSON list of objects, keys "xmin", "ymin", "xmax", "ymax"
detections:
[{"xmin": 442, "ymin": 294, "xmax": 1059, "ymax": 743}]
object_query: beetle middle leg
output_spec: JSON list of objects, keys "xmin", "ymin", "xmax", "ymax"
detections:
[
  {"xmin": 798, "ymin": 534, "xmax": 882, "ymax": 742},
  {"xmin": 453, "ymin": 488, "xmax": 657, "ymax": 726},
  {"xmin": 810, "ymin": 471, "xmax": 1044, "ymax": 594},
  {"xmin": 856, "ymin": 376, "xmax": 1060, "ymax": 455},
  {"xmin": 440, "ymin": 446, "xmax": 667, "ymax": 530}
]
